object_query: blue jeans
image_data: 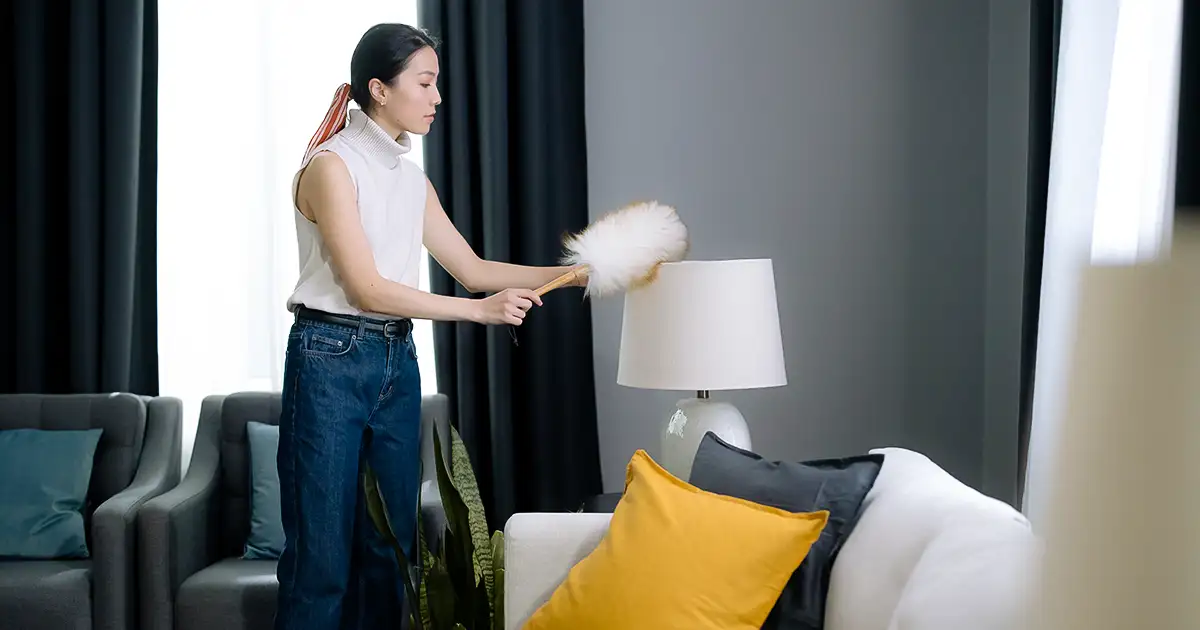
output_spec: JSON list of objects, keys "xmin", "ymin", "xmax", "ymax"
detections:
[{"xmin": 274, "ymin": 310, "xmax": 422, "ymax": 630}]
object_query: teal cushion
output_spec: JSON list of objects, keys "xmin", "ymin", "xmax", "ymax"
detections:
[
  {"xmin": 244, "ymin": 421, "xmax": 284, "ymax": 559},
  {"xmin": 0, "ymin": 428, "xmax": 104, "ymax": 559}
]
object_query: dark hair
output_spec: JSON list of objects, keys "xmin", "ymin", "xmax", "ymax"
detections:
[{"xmin": 350, "ymin": 24, "xmax": 439, "ymax": 112}]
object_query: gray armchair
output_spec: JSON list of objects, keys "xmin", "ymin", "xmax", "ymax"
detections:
[
  {"xmin": 138, "ymin": 392, "xmax": 451, "ymax": 630},
  {"xmin": 0, "ymin": 393, "xmax": 183, "ymax": 630}
]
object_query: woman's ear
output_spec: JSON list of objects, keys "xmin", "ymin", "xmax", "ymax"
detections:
[{"xmin": 368, "ymin": 78, "xmax": 387, "ymax": 106}]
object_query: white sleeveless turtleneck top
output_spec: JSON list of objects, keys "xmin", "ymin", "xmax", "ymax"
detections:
[{"xmin": 286, "ymin": 109, "xmax": 427, "ymax": 318}]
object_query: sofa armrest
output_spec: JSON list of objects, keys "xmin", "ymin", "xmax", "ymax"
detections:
[
  {"xmin": 503, "ymin": 512, "xmax": 612, "ymax": 630},
  {"xmin": 138, "ymin": 395, "xmax": 225, "ymax": 630},
  {"xmin": 92, "ymin": 396, "xmax": 183, "ymax": 630}
]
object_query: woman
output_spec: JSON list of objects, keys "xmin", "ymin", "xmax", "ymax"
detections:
[{"xmin": 276, "ymin": 23, "xmax": 581, "ymax": 630}]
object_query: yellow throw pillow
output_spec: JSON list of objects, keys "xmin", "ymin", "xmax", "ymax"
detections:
[{"xmin": 524, "ymin": 449, "xmax": 829, "ymax": 630}]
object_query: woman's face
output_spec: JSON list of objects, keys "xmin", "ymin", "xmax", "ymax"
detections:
[{"xmin": 372, "ymin": 46, "xmax": 441, "ymax": 136}]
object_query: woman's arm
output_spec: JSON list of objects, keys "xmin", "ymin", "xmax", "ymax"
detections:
[
  {"xmin": 296, "ymin": 154, "xmax": 538, "ymax": 324},
  {"xmin": 422, "ymin": 178, "xmax": 585, "ymax": 294}
]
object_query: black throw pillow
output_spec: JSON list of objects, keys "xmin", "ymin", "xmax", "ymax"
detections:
[{"xmin": 687, "ymin": 432, "xmax": 884, "ymax": 630}]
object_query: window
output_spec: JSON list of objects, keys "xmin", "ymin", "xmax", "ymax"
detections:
[
  {"xmin": 158, "ymin": 0, "xmax": 436, "ymax": 464},
  {"xmin": 1089, "ymin": 0, "xmax": 1184, "ymax": 262},
  {"xmin": 1021, "ymin": 0, "xmax": 1184, "ymax": 526}
]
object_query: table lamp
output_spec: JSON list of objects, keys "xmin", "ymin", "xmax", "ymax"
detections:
[{"xmin": 616, "ymin": 259, "xmax": 787, "ymax": 480}]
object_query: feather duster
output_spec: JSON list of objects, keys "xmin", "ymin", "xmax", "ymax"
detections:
[{"xmin": 536, "ymin": 201, "xmax": 689, "ymax": 297}]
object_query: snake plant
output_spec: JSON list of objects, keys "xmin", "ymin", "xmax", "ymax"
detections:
[{"xmin": 363, "ymin": 424, "xmax": 505, "ymax": 630}]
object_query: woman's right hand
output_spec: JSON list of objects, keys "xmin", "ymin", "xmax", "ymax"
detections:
[{"xmin": 473, "ymin": 288, "xmax": 543, "ymax": 325}]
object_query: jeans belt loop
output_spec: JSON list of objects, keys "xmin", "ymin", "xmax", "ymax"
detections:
[{"xmin": 356, "ymin": 319, "xmax": 366, "ymax": 338}]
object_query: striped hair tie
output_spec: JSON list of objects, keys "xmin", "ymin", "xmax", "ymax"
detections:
[{"xmin": 303, "ymin": 83, "xmax": 352, "ymax": 164}]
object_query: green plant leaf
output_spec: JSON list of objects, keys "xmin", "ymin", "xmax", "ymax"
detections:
[
  {"xmin": 492, "ymin": 564, "xmax": 505, "ymax": 630},
  {"xmin": 425, "ymin": 555, "xmax": 456, "ymax": 630},
  {"xmin": 433, "ymin": 426, "xmax": 475, "ymax": 591},
  {"xmin": 449, "ymin": 425, "xmax": 493, "ymax": 594},
  {"xmin": 472, "ymin": 574, "xmax": 491, "ymax": 630},
  {"xmin": 441, "ymin": 525, "xmax": 477, "ymax": 623},
  {"xmin": 417, "ymin": 510, "xmax": 432, "ymax": 628},
  {"xmin": 490, "ymin": 531, "xmax": 505, "ymax": 630},
  {"xmin": 363, "ymin": 466, "xmax": 425, "ymax": 629}
]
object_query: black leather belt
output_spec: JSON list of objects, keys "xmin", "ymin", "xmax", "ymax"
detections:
[{"xmin": 296, "ymin": 306, "xmax": 413, "ymax": 338}]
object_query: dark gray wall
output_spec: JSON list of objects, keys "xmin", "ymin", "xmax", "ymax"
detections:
[
  {"xmin": 584, "ymin": 0, "xmax": 1030, "ymax": 498},
  {"xmin": 983, "ymin": 0, "xmax": 1032, "ymax": 505}
]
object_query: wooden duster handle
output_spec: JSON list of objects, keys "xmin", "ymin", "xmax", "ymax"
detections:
[{"xmin": 535, "ymin": 267, "xmax": 588, "ymax": 296}]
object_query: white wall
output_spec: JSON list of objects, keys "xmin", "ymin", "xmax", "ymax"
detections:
[{"xmin": 584, "ymin": 0, "xmax": 1029, "ymax": 498}]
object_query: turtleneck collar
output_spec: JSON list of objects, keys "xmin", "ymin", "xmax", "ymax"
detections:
[{"xmin": 339, "ymin": 109, "xmax": 411, "ymax": 170}]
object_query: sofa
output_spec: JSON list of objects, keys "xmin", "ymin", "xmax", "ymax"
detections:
[
  {"xmin": 0, "ymin": 393, "xmax": 183, "ymax": 630},
  {"xmin": 503, "ymin": 447, "xmax": 1043, "ymax": 630},
  {"xmin": 138, "ymin": 391, "xmax": 451, "ymax": 630}
]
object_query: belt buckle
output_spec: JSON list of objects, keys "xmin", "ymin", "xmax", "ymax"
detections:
[{"xmin": 382, "ymin": 320, "xmax": 404, "ymax": 338}]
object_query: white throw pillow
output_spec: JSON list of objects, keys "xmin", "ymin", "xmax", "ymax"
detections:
[
  {"xmin": 887, "ymin": 511, "xmax": 1042, "ymax": 630},
  {"xmin": 825, "ymin": 447, "xmax": 1042, "ymax": 630}
]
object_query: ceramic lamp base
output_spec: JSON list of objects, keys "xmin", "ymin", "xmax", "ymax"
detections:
[{"xmin": 659, "ymin": 393, "xmax": 752, "ymax": 481}]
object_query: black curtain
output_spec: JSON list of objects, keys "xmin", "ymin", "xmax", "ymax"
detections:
[
  {"xmin": 1016, "ymin": 0, "xmax": 1063, "ymax": 504},
  {"xmin": 416, "ymin": 0, "xmax": 602, "ymax": 528},
  {"xmin": 1177, "ymin": 0, "xmax": 1198, "ymax": 210},
  {"xmin": 2, "ymin": 1, "xmax": 159, "ymax": 395}
]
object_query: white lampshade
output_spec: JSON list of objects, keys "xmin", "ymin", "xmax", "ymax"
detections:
[{"xmin": 617, "ymin": 259, "xmax": 787, "ymax": 391}]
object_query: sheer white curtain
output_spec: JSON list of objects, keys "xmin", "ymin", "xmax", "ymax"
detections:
[
  {"xmin": 1022, "ymin": 0, "xmax": 1184, "ymax": 528},
  {"xmin": 158, "ymin": 0, "xmax": 437, "ymax": 466}
]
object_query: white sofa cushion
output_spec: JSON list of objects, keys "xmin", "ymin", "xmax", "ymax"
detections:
[
  {"xmin": 825, "ymin": 447, "xmax": 1042, "ymax": 630},
  {"xmin": 504, "ymin": 512, "xmax": 613, "ymax": 630}
]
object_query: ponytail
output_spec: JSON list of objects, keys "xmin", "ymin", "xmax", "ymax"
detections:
[{"xmin": 302, "ymin": 83, "xmax": 352, "ymax": 164}]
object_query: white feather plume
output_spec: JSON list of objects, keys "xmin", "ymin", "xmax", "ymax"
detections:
[{"xmin": 561, "ymin": 201, "xmax": 689, "ymax": 297}]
